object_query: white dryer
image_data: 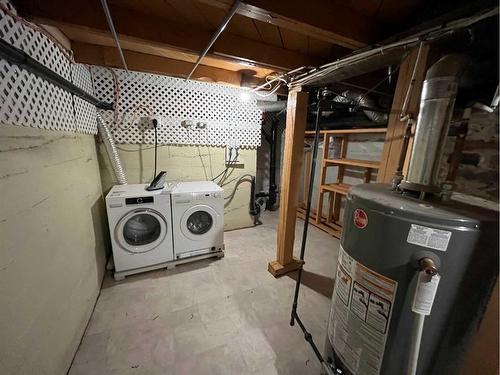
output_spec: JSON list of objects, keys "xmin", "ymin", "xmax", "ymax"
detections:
[
  {"xmin": 106, "ymin": 184, "xmax": 174, "ymax": 279},
  {"xmin": 171, "ymin": 181, "xmax": 224, "ymax": 259}
]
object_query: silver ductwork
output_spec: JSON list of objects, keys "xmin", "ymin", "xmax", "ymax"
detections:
[
  {"xmin": 96, "ymin": 113, "xmax": 127, "ymax": 185},
  {"xmin": 333, "ymin": 90, "xmax": 388, "ymax": 124},
  {"xmin": 401, "ymin": 55, "xmax": 466, "ymax": 192}
]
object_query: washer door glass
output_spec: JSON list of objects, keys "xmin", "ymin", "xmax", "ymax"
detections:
[
  {"xmin": 186, "ymin": 210, "xmax": 213, "ymax": 235},
  {"xmin": 116, "ymin": 209, "xmax": 167, "ymax": 253},
  {"xmin": 123, "ymin": 213, "xmax": 161, "ymax": 246}
]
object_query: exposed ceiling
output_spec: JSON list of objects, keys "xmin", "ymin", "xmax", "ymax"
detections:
[{"xmin": 14, "ymin": 0, "xmax": 442, "ymax": 85}]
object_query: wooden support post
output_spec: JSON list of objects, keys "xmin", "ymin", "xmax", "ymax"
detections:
[
  {"xmin": 268, "ymin": 89, "xmax": 309, "ymax": 277},
  {"xmin": 316, "ymin": 134, "xmax": 330, "ymax": 224},
  {"xmin": 332, "ymin": 136, "xmax": 348, "ymax": 222},
  {"xmin": 377, "ymin": 45, "xmax": 435, "ymax": 183},
  {"xmin": 301, "ymin": 148, "xmax": 312, "ymax": 209}
]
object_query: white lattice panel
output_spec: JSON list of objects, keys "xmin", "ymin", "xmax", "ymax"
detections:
[
  {"xmin": 0, "ymin": 0, "xmax": 98, "ymax": 134},
  {"xmin": 0, "ymin": 60, "xmax": 75, "ymax": 131},
  {"xmin": 72, "ymin": 64, "xmax": 97, "ymax": 134},
  {"xmin": 91, "ymin": 66, "xmax": 264, "ymax": 148},
  {"xmin": 0, "ymin": 1, "xmax": 71, "ymax": 80}
]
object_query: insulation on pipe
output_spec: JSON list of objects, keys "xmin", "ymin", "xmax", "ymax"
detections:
[{"xmin": 96, "ymin": 113, "xmax": 127, "ymax": 185}]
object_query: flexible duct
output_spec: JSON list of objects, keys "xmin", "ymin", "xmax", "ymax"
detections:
[
  {"xmin": 256, "ymin": 100, "xmax": 287, "ymax": 112},
  {"xmin": 333, "ymin": 90, "xmax": 388, "ymax": 124},
  {"xmin": 402, "ymin": 54, "xmax": 466, "ymax": 191},
  {"xmin": 96, "ymin": 113, "xmax": 127, "ymax": 184}
]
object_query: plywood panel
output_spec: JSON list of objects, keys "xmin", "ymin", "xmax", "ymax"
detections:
[
  {"xmin": 253, "ymin": 20, "xmax": 283, "ymax": 48},
  {"xmin": 226, "ymin": 14, "xmax": 262, "ymax": 41},
  {"xmin": 280, "ymin": 27, "xmax": 309, "ymax": 55},
  {"xmin": 308, "ymin": 37, "xmax": 334, "ymax": 58},
  {"xmin": 166, "ymin": 0, "xmax": 212, "ymax": 28}
]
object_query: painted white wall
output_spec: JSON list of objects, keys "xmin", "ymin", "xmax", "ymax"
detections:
[
  {"xmin": 0, "ymin": 125, "xmax": 108, "ymax": 375},
  {"xmin": 97, "ymin": 143, "xmax": 257, "ymax": 230}
]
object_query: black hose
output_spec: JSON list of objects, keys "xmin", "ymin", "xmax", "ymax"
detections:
[{"xmin": 268, "ymin": 117, "xmax": 278, "ymax": 210}]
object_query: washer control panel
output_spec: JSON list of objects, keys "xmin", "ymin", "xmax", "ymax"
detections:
[{"xmin": 125, "ymin": 196, "xmax": 154, "ymax": 205}]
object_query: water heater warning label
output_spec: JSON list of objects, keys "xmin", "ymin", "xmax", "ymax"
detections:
[
  {"xmin": 407, "ymin": 224, "xmax": 452, "ymax": 251},
  {"xmin": 328, "ymin": 246, "xmax": 397, "ymax": 375}
]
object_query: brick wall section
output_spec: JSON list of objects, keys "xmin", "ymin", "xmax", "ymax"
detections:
[{"xmin": 442, "ymin": 108, "xmax": 499, "ymax": 202}]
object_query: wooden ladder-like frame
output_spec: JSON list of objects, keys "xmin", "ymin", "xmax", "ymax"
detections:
[{"xmin": 297, "ymin": 128, "xmax": 387, "ymax": 238}]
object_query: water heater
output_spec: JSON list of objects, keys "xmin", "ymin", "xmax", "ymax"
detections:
[
  {"xmin": 324, "ymin": 184, "xmax": 498, "ymax": 374},
  {"xmin": 323, "ymin": 54, "xmax": 498, "ymax": 374}
]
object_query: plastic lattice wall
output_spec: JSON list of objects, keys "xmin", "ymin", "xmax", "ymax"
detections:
[
  {"xmin": 0, "ymin": 0, "xmax": 97, "ymax": 134},
  {"xmin": 91, "ymin": 66, "xmax": 264, "ymax": 148},
  {"xmin": 0, "ymin": 0, "xmax": 266, "ymax": 146}
]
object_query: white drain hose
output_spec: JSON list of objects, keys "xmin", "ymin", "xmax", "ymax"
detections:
[{"xmin": 96, "ymin": 113, "xmax": 127, "ymax": 184}]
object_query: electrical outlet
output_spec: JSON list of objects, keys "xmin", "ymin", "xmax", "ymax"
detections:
[
  {"xmin": 181, "ymin": 119, "xmax": 194, "ymax": 128},
  {"xmin": 139, "ymin": 116, "xmax": 159, "ymax": 129}
]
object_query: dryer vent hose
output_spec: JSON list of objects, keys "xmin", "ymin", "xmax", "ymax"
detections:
[{"xmin": 96, "ymin": 113, "xmax": 127, "ymax": 185}]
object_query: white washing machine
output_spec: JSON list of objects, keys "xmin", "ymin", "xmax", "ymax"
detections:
[
  {"xmin": 106, "ymin": 184, "xmax": 174, "ymax": 279},
  {"xmin": 171, "ymin": 181, "xmax": 224, "ymax": 259}
]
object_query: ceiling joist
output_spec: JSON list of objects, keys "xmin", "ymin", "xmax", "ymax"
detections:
[
  {"xmin": 17, "ymin": 0, "xmax": 319, "ymax": 72},
  {"xmin": 72, "ymin": 42, "xmax": 245, "ymax": 86},
  {"xmin": 195, "ymin": 0, "xmax": 377, "ymax": 49}
]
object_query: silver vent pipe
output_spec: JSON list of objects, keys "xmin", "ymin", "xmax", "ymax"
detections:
[
  {"xmin": 96, "ymin": 113, "xmax": 127, "ymax": 185},
  {"xmin": 400, "ymin": 54, "xmax": 466, "ymax": 193}
]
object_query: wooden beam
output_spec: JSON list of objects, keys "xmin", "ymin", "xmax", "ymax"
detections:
[
  {"xmin": 268, "ymin": 89, "xmax": 309, "ymax": 277},
  {"xmin": 17, "ymin": 0, "xmax": 318, "ymax": 71},
  {"xmin": 40, "ymin": 20, "xmax": 274, "ymax": 79},
  {"xmin": 196, "ymin": 0, "xmax": 377, "ymax": 49},
  {"xmin": 377, "ymin": 45, "xmax": 435, "ymax": 183},
  {"xmin": 72, "ymin": 42, "xmax": 242, "ymax": 86}
]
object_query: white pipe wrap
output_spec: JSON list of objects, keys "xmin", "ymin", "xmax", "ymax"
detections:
[{"xmin": 96, "ymin": 113, "xmax": 127, "ymax": 185}]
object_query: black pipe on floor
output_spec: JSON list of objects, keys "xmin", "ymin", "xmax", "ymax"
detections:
[
  {"xmin": 267, "ymin": 116, "xmax": 278, "ymax": 210},
  {"xmin": 0, "ymin": 38, "xmax": 113, "ymax": 110}
]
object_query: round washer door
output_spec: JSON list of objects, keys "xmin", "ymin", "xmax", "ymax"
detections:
[
  {"xmin": 116, "ymin": 208, "xmax": 167, "ymax": 253},
  {"xmin": 180, "ymin": 204, "xmax": 219, "ymax": 241}
]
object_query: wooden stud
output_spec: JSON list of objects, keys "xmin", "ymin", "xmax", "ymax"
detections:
[
  {"xmin": 305, "ymin": 128, "xmax": 387, "ymax": 135},
  {"xmin": 377, "ymin": 45, "xmax": 435, "ymax": 183},
  {"xmin": 327, "ymin": 191, "xmax": 334, "ymax": 225},
  {"xmin": 316, "ymin": 134, "xmax": 330, "ymax": 224},
  {"xmin": 301, "ymin": 147, "xmax": 312, "ymax": 209},
  {"xmin": 364, "ymin": 168, "xmax": 372, "ymax": 183},
  {"xmin": 73, "ymin": 42, "xmax": 243, "ymax": 86},
  {"xmin": 269, "ymin": 89, "xmax": 309, "ymax": 277},
  {"xmin": 332, "ymin": 136, "xmax": 348, "ymax": 223}
]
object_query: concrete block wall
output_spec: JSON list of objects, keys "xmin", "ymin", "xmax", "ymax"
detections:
[{"xmin": 0, "ymin": 125, "xmax": 108, "ymax": 375}]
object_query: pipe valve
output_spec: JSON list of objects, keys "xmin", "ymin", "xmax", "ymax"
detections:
[{"xmin": 419, "ymin": 257, "xmax": 438, "ymax": 276}]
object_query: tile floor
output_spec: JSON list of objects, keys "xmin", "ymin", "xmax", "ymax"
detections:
[{"xmin": 69, "ymin": 211, "xmax": 340, "ymax": 375}]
